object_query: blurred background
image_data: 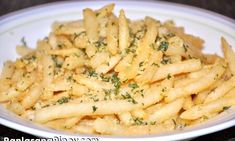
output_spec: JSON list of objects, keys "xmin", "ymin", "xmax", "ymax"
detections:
[{"xmin": 0, "ymin": 0, "xmax": 235, "ymax": 141}]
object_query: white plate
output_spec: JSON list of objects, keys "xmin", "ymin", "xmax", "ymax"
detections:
[{"xmin": 0, "ymin": 1, "xmax": 235, "ymax": 140}]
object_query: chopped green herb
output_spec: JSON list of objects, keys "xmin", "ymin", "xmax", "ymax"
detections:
[
  {"xmin": 172, "ymin": 119, "xmax": 177, "ymax": 127},
  {"xmin": 52, "ymin": 56, "xmax": 62, "ymax": 68},
  {"xmin": 111, "ymin": 74, "xmax": 121, "ymax": 94},
  {"xmin": 128, "ymin": 83, "xmax": 139, "ymax": 90},
  {"xmin": 21, "ymin": 37, "xmax": 27, "ymax": 46},
  {"xmin": 166, "ymin": 33, "xmax": 175, "ymax": 38},
  {"xmin": 91, "ymin": 97, "xmax": 99, "ymax": 102},
  {"xmin": 100, "ymin": 74, "xmax": 110, "ymax": 82},
  {"xmin": 132, "ymin": 117, "xmax": 147, "ymax": 125},
  {"xmin": 202, "ymin": 115, "xmax": 208, "ymax": 120},
  {"xmin": 73, "ymin": 53, "xmax": 80, "ymax": 58},
  {"xmin": 58, "ymin": 24, "xmax": 64, "ymax": 29},
  {"xmin": 214, "ymin": 74, "xmax": 219, "ymax": 80},
  {"xmin": 88, "ymin": 70, "xmax": 98, "ymax": 77},
  {"xmin": 223, "ymin": 106, "xmax": 231, "ymax": 110},
  {"xmin": 149, "ymin": 121, "xmax": 156, "ymax": 125},
  {"xmin": 177, "ymin": 123, "xmax": 187, "ymax": 129},
  {"xmin": 73, "ymin": 31, "xmax": 86, "ymax": 40},
  {"xmin": 158, "ymin": 41, "xmax": 168, "ymax": 52},
  {"xmin": 57, "ymin": 97, "xmax": 70, "ymax": 104},
  {"xmin": 121, "ymin": 92, "xmax": 138, "ymax": 104},
  {"xmin": 161, "ymin": 87, "xmax": 167, "ymax": 92},
  {"xmin": 139, "ymin": 61, "xmax": 144, "ymax": 67},
  {"xmin": 66, "ymin": 76, "xmax": 75, "ymax": 82},
  {"xmin": 125, "ymin": 47, "xmax": 136, "ymax": 54},
  {"xmin": 92, "ymin": 105, "xmax": 98, "ymax": 112},
  {"xmin": 94, "ymin": 38, "xmax": 107, "ymax": 48},
  {"xmin": 188, "ymin": 55, "xmax": 192, "ymax": 59},
  {"xmin": 103, "ymin": 89, "xmax": 112, "ymax": 100},
  {"xmin": 42, "ymin": 104, "xmax": 49, "ymax": 108},
  {"xmin": 183, "ymin": 44, "xmax": 188, "ymax": 52},
  {"xmin": 96, "ymin": 12, "xmax": 100, "ymax": 17},
  {"xmin": 33, "ymin": 55, "xmax": 37, "ymax": 60},
  {"xmin": 167, "ymin": 74, "xmax": 171, "ymax": 79},
  {"xmin": 151, "ymin": 63, "xmax": 160, "ymax": 67},
  {"xmin": 161, "ymin": 57, "xmax": 171, "ymax": 65},
  {"xmin": 140, "ymin": 89, "xmax": 144, "ymax": 97},
  {"xmin": 149, "ymin": 43, "xmax": 156, "ymax": 50}
]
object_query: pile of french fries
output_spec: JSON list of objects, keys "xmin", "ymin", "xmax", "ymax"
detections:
[{"xmin": 0, "ymin": 4, "xmax": 235, "ymax": 136}]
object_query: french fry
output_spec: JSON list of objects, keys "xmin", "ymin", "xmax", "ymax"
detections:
[
  {"xmin": 83, "ymin": 8, "xmax": 98, "ymax": 42},
  {"xmin": 0, "ymin": 87, "xmax": 19, "ymax": 102},
  {"xmin": 45, "ymin": 117, "xmax": 80, "ymax": 130},
  {"xmin": 181, "ymin": 96, "xmax": 235, "ymax": 120},
  {"xmin": 34, "ymin": 85, "xmax": 163, "ymax": 123},
  {"xmin": 183, "ymin": 96, "xmax": 193, "ymax": 110},
  {"xmin": 16, "ymin": 45, "xmax": 33, "ymax": 56},
  {"xmin": 96, "ymin": 55, "xmax": 121, "ymax": 74},
  {"xmin": 93, "ymin": 117, "xmax": 174, "ymax": 135},
  {"xmin": 7, "ymin": 101, "xmax": 25, "ymax": 115},
  {"xmin": 52, "ymin": 22, "xmax": 85, "ymax": 35},
  {"xmin": 118, "ymin": 10, "xmax": 129, "ymax": 52},
  {"xmin": 21, "ymin": 83, "xmax": 42, "ymax": 109},
  {"xmin": 165, "ymin": 63, "xmax": 225, "ymax": 102},
  {"xmin": 151, "ymin": 59, "xmax": 201, "ymax": 82},
  {"xmin": 47, "ymin": 48, "xmax": 82, "ymax": 57},
  {"xmin": 135, "ymin": 51, "xmax": 163, "ymax": 83},
  {"xmin": 0, "ymin": 61, "xmax": 15, "ymax": 80},
  {"xmin": 204, "ymin": 76, "xmax": 235, "ymax": 103},
  {"xmin": 193, "ymin": 90, "xmax": 209, "ymax": 105},
  {"xmin": 118, "ymin": 112, "xmax": 133, "ymax": 126},
  {"xmin": 2, "ymin": 4, "xmax": 235, "ymax": 136},
  {"xmin": 221, "ymin": 37, "xmax": 235, "ymax": 75},
  {"xmin": 96, "ymin": 3, "xmax": 115, "ymax": 19},
  {"xmin": 74, "ymin": 75, "xmax": 114, "ymax": 91},
  {"xmin": 122, "ymin": 17, "xmax": 159, "ymax": 80},
  {"xmin": 107, "ymin": 17, "xmax": 118, "ymax": 55},
  {"xmin": 148, "ymin": 98, "xmax": 184, "ymax": 123}
]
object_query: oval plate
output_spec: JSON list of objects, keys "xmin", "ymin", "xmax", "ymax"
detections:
[{"xmin": 0, "ymin": 1, "xmax": 235, "ymax": 140}]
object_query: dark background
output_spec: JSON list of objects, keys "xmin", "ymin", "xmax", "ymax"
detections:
[{"xmin": 0, "ymin": 0, "xmax": 235, "ymax": 140}]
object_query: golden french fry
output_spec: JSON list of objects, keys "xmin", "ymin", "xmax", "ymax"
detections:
[
  {"xmin": 181, "ymin": 96, "xmax": 235, "ymax": 120},
  {"xmin": 74, "ymin": 75, "xmax": 114, "ymax": 91},
  {"xmin": 0, "ymin": 61, "xmax": 15, "ymax": 80},
  {"xmin": 96, "ymin": 3, "xmax": 115, "ymax": 19},
  {"xmin": 96, "ymin": 55, "xmax": 121, "ymax": 74},
  {"xmin": 204, "ymin": 76, "xmax": 235, "ymax": 103},
  {"xmin": 21, "ymin": 83, "xmax": 42, "ymax": 109},
  {"xmin": 34, "ymin": 85, "xmax": 163, "ymax": 123},
  {"xmin": 93, "ymin": 117, "xmax": 174, "ymax": 136},
  {"xmin": 165, "ymin": 63, "xmax": 225, "ymax": 102},
  {"xmin": 148, "ymin": 98, "xmax": 184, "ymax": 123},
  {"xmin": 45, "ymin": 117, "xmax": 80, "ymax": 130},
  {"xmin": 183, "ymin": 96, "xmax": 193, "ymax": 110},
  {"xmin": 2, "ymin": 4, "xmax": 235, "ymax": 136},
  {"xmin": 83, "ymin": 8, "xmax": 98, "ymax": 42},
  {"xmin": 0, "ymin": 87, "xmax": 19, "ymax": 102},
  {"xmin": 152, "ymin": 59, "xmax": 201, "ymax": 82},
  {"xmin": 221, "ymin": 37, "xmax": 235, "ymax": 75},
  {"xmin": 193, "ymin": 90, "xmax": 209, "ymax": 105},
  {"xmin": 16, "ymin": 45, "xmax": 33, "ymax": 56},
  {"xmin": 118, "ymin": 112, "xmax": 133, "ymax": 126},
  {"xmin": 107, "ymin": 18, "xmax": 118, "ymax": 55},
  {"xmin": 118, "ymin": 10, "xmax": 129, "ymax": 52}
]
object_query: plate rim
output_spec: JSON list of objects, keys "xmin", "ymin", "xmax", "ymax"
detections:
[
  {"xmin": 0, "ymin": 0, "xmax": 235, "ymax": 140},
  {"xmin": 0, "ymin": 0, "xmax": 235, "ymax": 26}
]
